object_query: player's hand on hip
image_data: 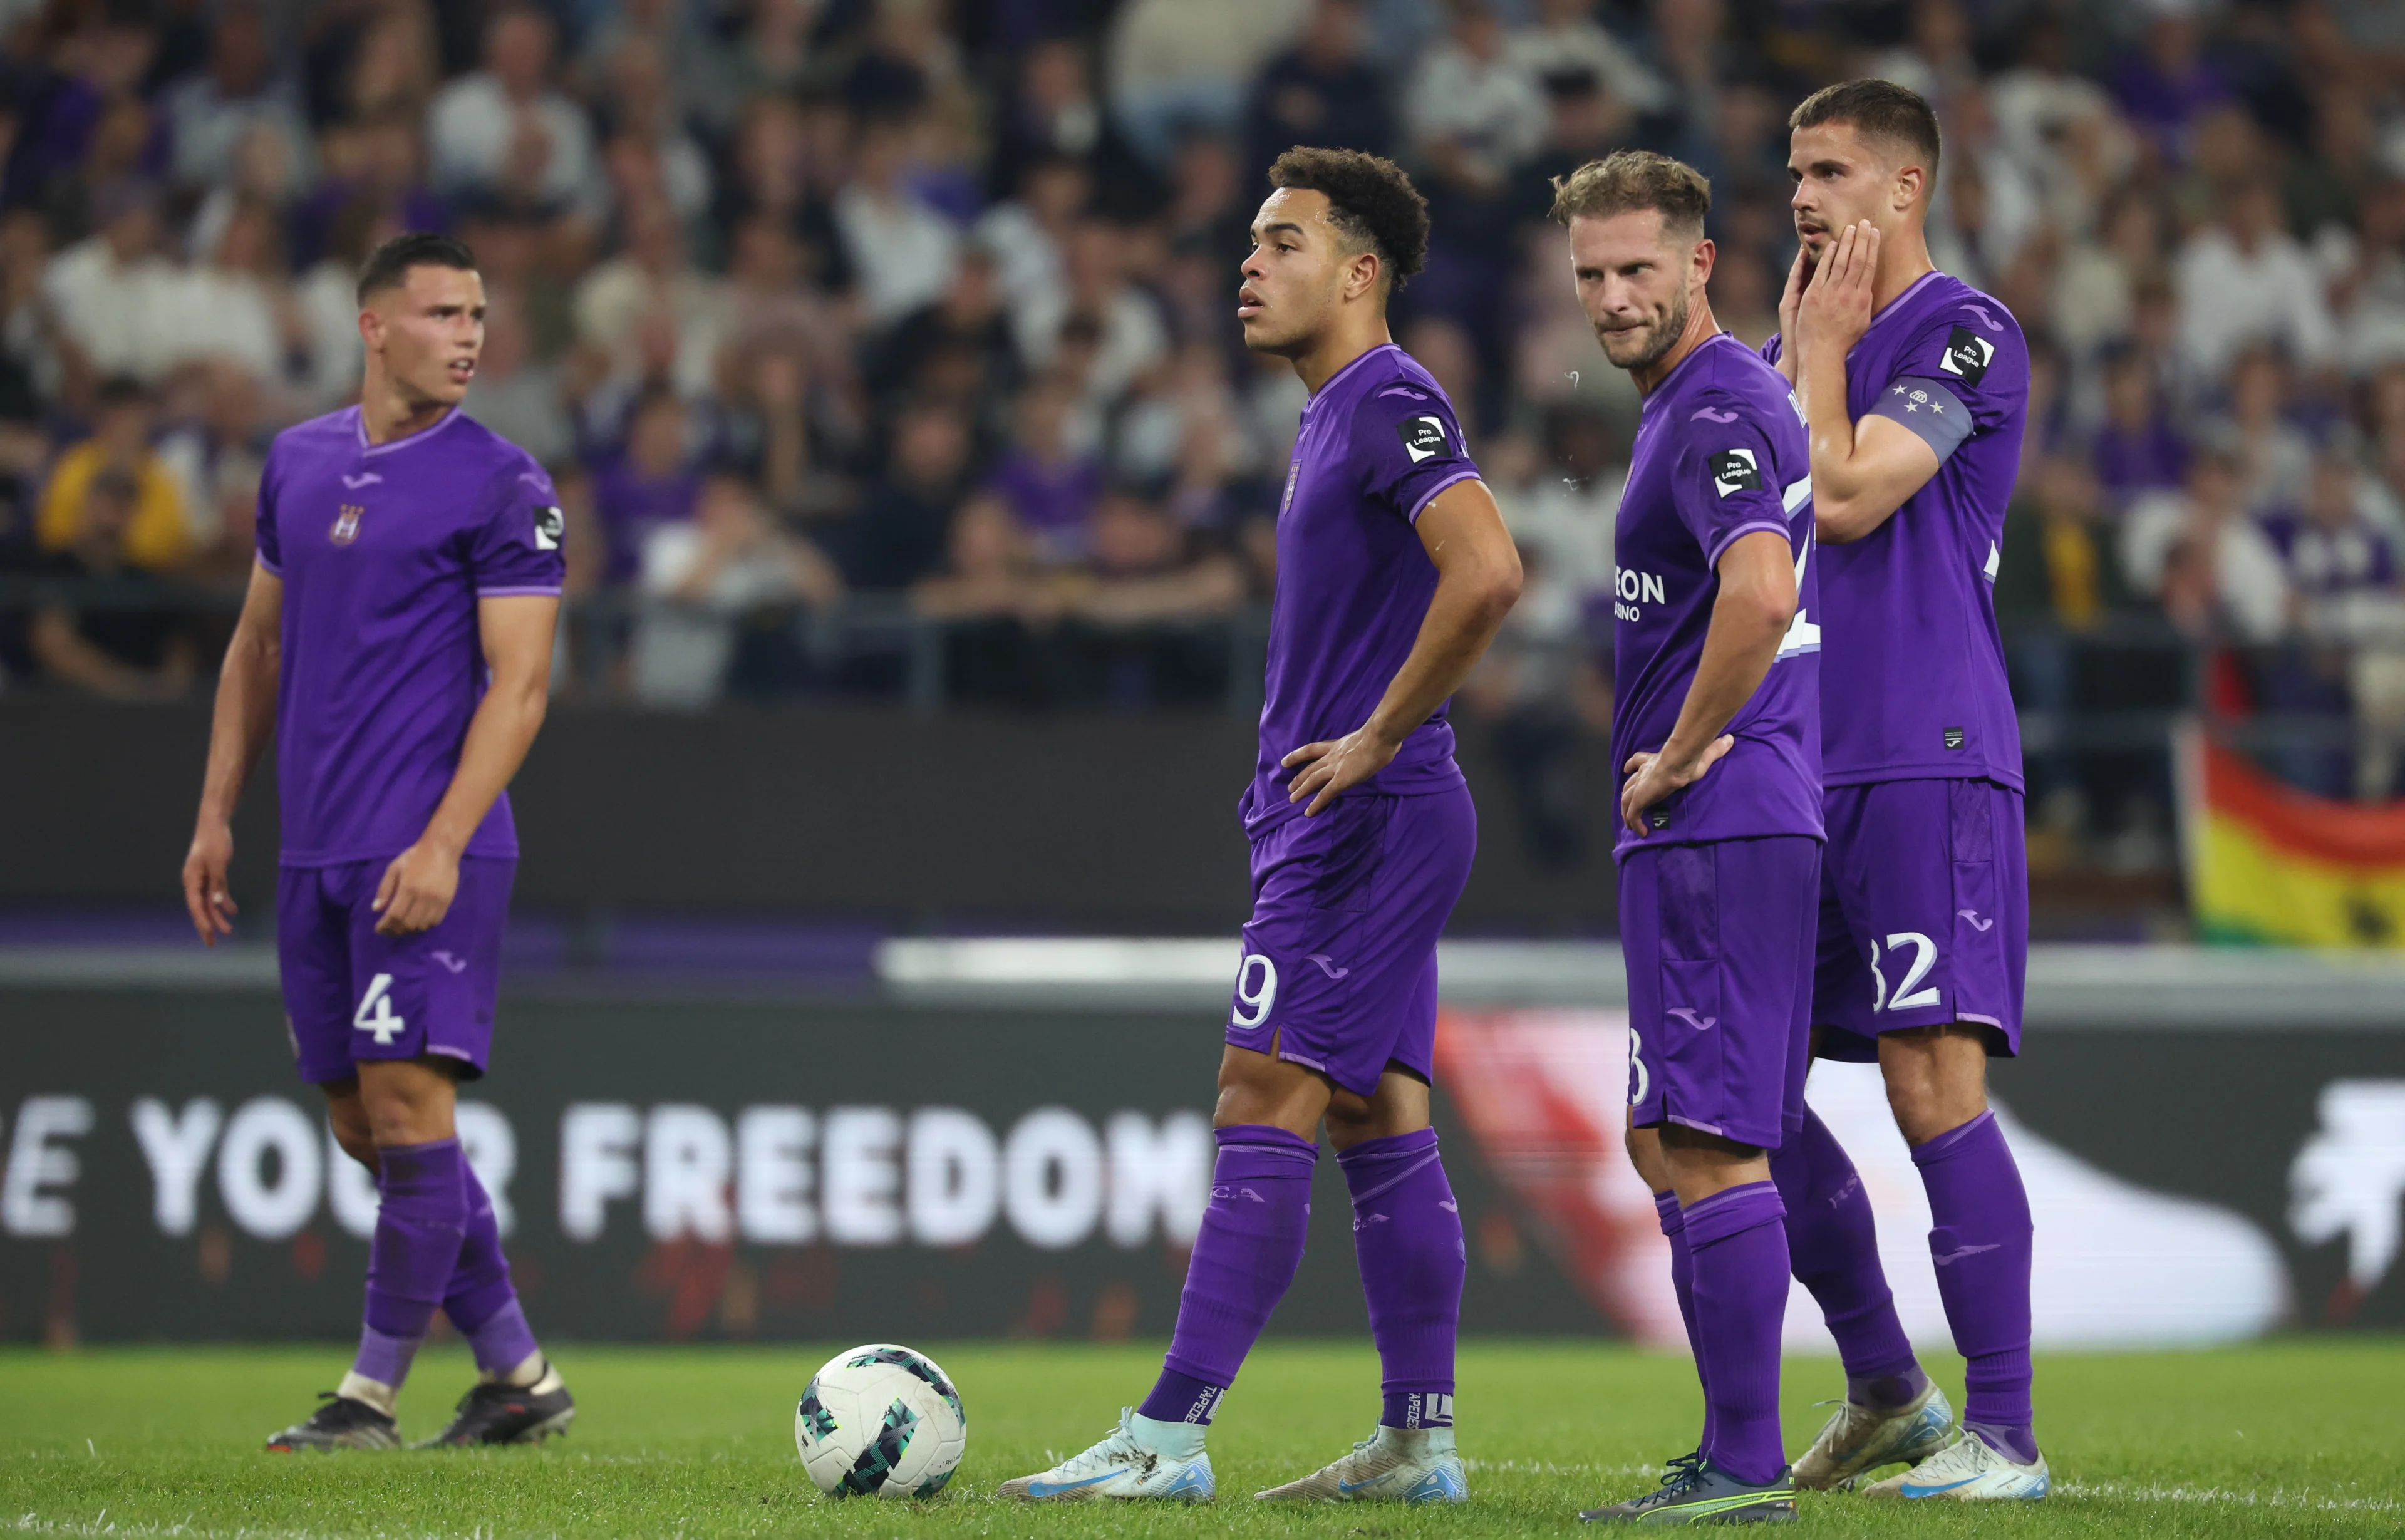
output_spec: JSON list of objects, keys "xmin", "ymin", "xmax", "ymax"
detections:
[
  {"xmin": 1283, "ymin": 726, "xmax": 1402, "ymax": 815},
  {"xmin": 181, "ymin": 818, "xmax": 238, "ymax": 947},
  {"xmin": 1619, "ymin": 735, "xmax": 1734, "ymax": 837},
  {"xmin": 1796, "ymin": 219, "xmax": 1879, "ymax": 360},
  {"xmin": 373, "ymin": 842, "xmax": 460, "ymax": 936}
]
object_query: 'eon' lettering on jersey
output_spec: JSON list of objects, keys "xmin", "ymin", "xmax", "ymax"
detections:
[{"xmin": 1614, "ymin": 565, "xmax": 1668, "ymax": 621}]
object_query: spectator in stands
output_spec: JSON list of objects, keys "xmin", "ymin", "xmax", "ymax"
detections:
[
  {"xmin": 2094, "ymin": 347, "xmax": 2190, "ymax": 510},
  {"xmin": 36, "ymin": 377, "xmax": 191, "ymax": 572},
  {"xmin": 866, "ymin": 247, "xmax": 1020, "ymax": 424},
  {"xmin": 1458, "ymin": 539, "xmax": 1598, "ymax": 868},
  {"xmin": 2211, "ymin": 346, "xmax": 2316, "ymax": 517},
  {"xmin": 2175, "ymin": 177, "xmax": 2336, "ymax": 382},
  {"xmin": 592, "ymin": 386, "xmax": 703, "ymax": 588},
  {"xmin": 628, "ymin": 475, "xmax": 842, "ymax": 710},
  {"xmin": 28, "ymin": 468, "xmax": 199, "ymax": 701},
  {"xmin": 1246, "ymin": 0, "xmax": 1397, "ymax": 178},
  {"xmin": 2332, "ymin": 175, "xmax": 2405, "ymax": 379},
  {"xmin": 1998, "ymin": 455, "xmax": 2137, "ymax": 834},
  {"xmin": 163, "ymin": 4, "xmax": 311, "ymax": 197},
  {"xmin": 1010, "ymin": 217, "xmax": 1168, "ymax": 404},
  {"xmin": 835, "ymin": 116, "xmax": 961, "ymax": 328},
  {"xmin": 41, "ymin": 179, "xmax": 171, "ymax": 391},
  {"xmin": 1506, "ymin": 0, "xmax": 1672, "ymax": 125},
  {"xmin": 2111, "ymin": 3, "xmax": 2233, "ymax": 166},
  {"xmin": 1106, "ymin": 0, "xmax": 1310, "ymax": 171},
  {"xmin": 426, "ymin": 8, "xmax": 599, "ymax": 217},
  {"xmin": 1405, "ymin": 0, "xmax": 1548, "ymax": 207},
  {"xmin": 985, "ymin": 377, "xmax": 1103, "ymax": 564},
  {"xmin": 2124, "ymin": 449, "xmax": 2290, "ymax": 645},
  {"xmin": 837, "ymin": 401, "xmax": 973, "ymax": 590},
  {"xmin": 973, "ymin": 152, "xmax": 1089, "ymax": 318},
  {"xmin": 155, "ymin": 361, "xmax": 267, "ymax": 587},
  {"xmin": 573, "ymin": 195, "xmax": 728, "ymax": 401},
  {"xmin": 594, "ymin": 35, "xmax": 713, "ymax": 229}
]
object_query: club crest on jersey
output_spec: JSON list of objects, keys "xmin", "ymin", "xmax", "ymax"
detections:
[
  {"xmin": 1939, "ymin": 326, "xmax": 1995, "ymax": 385},
  {"xmin": 533, "ymin": 504, "xmax": 564, "ymax": 550},
  {"xmin": 1280, "ymin": 458, "xmax": 1300, "ymax": 515},
  {"xmin": 329, "ymin": 503, "xmax": 365, "ymax": 545},
  {"xmin": 1709, "ymin": 448, "xmax": 1760, "ymax": 497},
  {"xmin": 1397, "ymin": 414, "xmax": 1452, "ymax": 463}
]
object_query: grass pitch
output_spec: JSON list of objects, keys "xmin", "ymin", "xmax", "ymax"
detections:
[{"xmin": 3, "ymin": 1340, "xmax": 2401, "ymax": 1538}]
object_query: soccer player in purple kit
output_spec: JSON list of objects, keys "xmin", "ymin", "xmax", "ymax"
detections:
[
  {"xmin": 1553, "ymin": 152, "xmax": 1821, "ymax": 1526},
  {"xmin": 179, "ymin": 233, "xmax": 574, "ymax": 1452},
  {"xmin": 1757, "ymin": 79, "xmax": 2049, "ymax": 1502},
  {"xmin": 1000, "ymin": 147, "xmax": 1521, "ymax": 1506}
]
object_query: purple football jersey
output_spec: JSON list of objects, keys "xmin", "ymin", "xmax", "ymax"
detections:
[
  {"xmin": 256, "ymin": 406, "xmax": 565, "ymax": 867},
  {"xmin": 1246, "ymin": 343, "xmax": 1482, "ymax": 832},
  {"xmin": 1610, "ymin": 332, "xmax": 1822, "ymax": 860},
  {"xmin": 1762, "ymin": 271, "xmax": 2029, "ymax": 788}
]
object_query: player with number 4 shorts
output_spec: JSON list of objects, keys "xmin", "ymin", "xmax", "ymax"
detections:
[
  {"xmin": 1003, "ymin": 147, "xmax": 1520, "ymax": 1506},
  {"xmin": 183, "ymin": 233, "xmax": 574, "ymax": 1453},
  {"xmin": 1759, "ymin": 80, "xmax": 2047, "ymax": 1502}
]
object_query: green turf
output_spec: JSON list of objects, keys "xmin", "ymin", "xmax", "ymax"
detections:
[{"xmin": 3, "ymin": 1341, "xmax": 2400, "ymax": 1537}]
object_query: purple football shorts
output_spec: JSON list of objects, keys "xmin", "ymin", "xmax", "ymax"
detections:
[
  {"xmin": 1619, "ymin": 835, "xmax": 1819, "ymax": 1151},
  {"xmin": 1224, "ymin": 785, "xmax": 1476, "ymax": 1097},
  {"xmin": 276, "ymin": 856, "xmax": 515, "ymax": 1085},
  {"xmin": 1813, "ymin": 778, "xmax": 2027, "ymax": 1060}
]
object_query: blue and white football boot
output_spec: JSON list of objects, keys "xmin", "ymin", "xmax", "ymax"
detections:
[
  {"xmin": 1861, "ymin": 1429, "xmax": 2049, "ymax": 1501},
  {"xmin": 1791, "ymin": 1381, "xmax": 1955, "ymax": 1489},
  {"xmin": 1254, "ymin": 1425, "xmax": 1468, "ymax": 1503},
  {"xmin": 999, "ymin": 1409, "xmax": 1216, "ymax": 1502}
]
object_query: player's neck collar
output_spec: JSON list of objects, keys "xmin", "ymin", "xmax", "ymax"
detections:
[
  {"xmin": 1639, "ymin": 329, "xmax": 1732, "ymax": 405},
  {"xmin": 1306, "ymin": 341, "xmax": 1400, "ymax": 401},
  {"xmin": 354, "ymin": 403, "xmax": 467, "ymax": 457},
  {"xmin": 1863, "ymin": 268, "xmax": 1945, "ymax": 338}
]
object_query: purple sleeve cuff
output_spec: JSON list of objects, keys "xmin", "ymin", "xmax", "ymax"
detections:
[
  {"xmin": 477, "ymin": 585, "xmax": 563, "ymax": 598},
  {"xmin": 1406, "ymin": 468, "xmax": 1482, "ymax": 523},
  {"xmin": 1705, "ymin": 519, "xmax": 1792, "ymax": 568},
  {"xmin": 256, "ymin": 553, "xmax": 281, "ymax": 576},
  {"xmin": 1868, "ymin": 376, "xmax": 1973, "ymax": 461}
]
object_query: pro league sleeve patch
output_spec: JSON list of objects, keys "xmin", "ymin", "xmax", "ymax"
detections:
[
  {"xmin": 1397, "ymin": 414, "xmax": 1454, "ymax": 463},
  {"xmin": 533, "ymin": 504, "xmax": 564, "ymax": 550},
  {"xmin": 1709, "ymin": 447, "xmax": 1761, "ymax": 497},
  {"xmin": 1938, "ymin": 326, "xmax": 1995, "ymax": 386}
]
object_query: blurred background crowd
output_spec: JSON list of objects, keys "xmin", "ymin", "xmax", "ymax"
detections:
[{"xmin": 4, "ymin": 0, "xmax": 2405, "ymax": 882}]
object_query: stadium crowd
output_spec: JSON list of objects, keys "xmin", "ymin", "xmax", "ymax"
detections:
[{"xmin": 4, "ymin": 0, "xmax": 2405, "ymax": 860}]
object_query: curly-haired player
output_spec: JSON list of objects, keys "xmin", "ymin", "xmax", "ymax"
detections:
[{"xmin": 1001, "ymin": 146, "xmax": 1522, "ymax": 1506}]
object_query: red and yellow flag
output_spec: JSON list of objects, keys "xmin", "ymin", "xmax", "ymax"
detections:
[{"xmin": 2181, "ymin": 728, "xmax": 2405, "ymax": 947}]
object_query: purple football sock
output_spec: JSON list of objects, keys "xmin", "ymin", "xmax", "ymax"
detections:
[
  {"xmin": 1770, "ymin": 1107, "xmax": 1924, "ymax": 1408},
  {"xmin": 1654, "ymin": 1189, "xmax": 1712, "ymax": 1451},
  {"xmin": 1684, "ymin": 1181, "xmax": 1790, "ymax": 1488},
  {"xmin": 1338, "ymin": 1128, "xmax": 1462, "ymax": 1430},
  {"xmin": 356, "ymin": 1138, "xmax": 468, "ymax": 1392},
  {"xmin": 444, "ymin": 1161, "xmax": 539, "ymax": 1376},
  {"xmin": 1139, "ymin": 1125, "xmax": 1318, "ymax": 1424},
  {"xmin": 1912, "ymin": 1110, "xmax": 2037, "ymax": 1462}
]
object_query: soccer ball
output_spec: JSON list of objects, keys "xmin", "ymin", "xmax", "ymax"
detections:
[{"xmin": 794, "ymin": 1343, "xmax": 968, "ymax": 1499}]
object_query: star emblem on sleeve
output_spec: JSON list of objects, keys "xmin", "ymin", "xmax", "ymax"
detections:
[{"xmin": 1891, "ymin": 385, "xmax": 1906, "ymax": 395}]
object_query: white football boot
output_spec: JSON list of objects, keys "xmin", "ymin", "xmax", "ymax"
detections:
[
  {"xmin": 1861, "ymin": 1429, "xmax": 2049, "ymax": 1501},
  {"xmin": 1254, "ymin": 1425, "xmax": 1468, "ymax": 1503},
  {"xmin": 1791, "ymin": 1381, "xmax": 1955, "ymax": 1489},
  {"xmin": 998, "ymin": 1409, "xmax": 1216, "ymax": 1502}
]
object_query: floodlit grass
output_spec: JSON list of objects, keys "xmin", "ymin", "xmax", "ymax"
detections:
[{"xmin": 3, "ymin": 1340, "xmax": 2401, "ymax": 1537}]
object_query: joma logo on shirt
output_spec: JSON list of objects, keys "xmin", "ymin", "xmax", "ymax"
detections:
[{"xmin": 329, "ymin": 504, "xmax": 365, "ymax": 545}]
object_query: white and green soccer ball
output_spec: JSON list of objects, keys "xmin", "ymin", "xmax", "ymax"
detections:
[{"xmin": 794, "ymin": 1343, "xmax": 968, "ymax": 1499}]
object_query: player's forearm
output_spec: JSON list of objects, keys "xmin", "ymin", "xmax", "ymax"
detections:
[
  {"xmin": 1363, "ymin": 557, "xmax": 1522, "ymax": 745},
  {"xmin": 417, "ymin": 677, "xmax": 548, "ymax": 858},
  {"xmin": 195, "ymin": 625, "xmax": 279, "ymax": 824},
  {"xmin": 1797, "ymin": 349, "xmax": 1898, "ymax": 544},
  {"xmin": 1658, "ymin": 587, "xmax": 1790, "ymax": 767}
]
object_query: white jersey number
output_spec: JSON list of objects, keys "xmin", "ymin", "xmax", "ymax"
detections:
[
  {"xmin": 1628, "ymin": 1026, "xmax": 1650, "ymax": 1108},
  {"xmin": 1775, "ymin": 520, "xmax": 1819, "ymax": 660},
  {"xmin": 353, "ymin": 973, "xmax": 407, "ymax": 1045},
  {"xmin": 1231, "ymin": 954, "xmax": 1280, "ymax": 1029},
  {"xmin": 1869, "ymin": 932, "xmax": 1942, "ymax": 1013}
]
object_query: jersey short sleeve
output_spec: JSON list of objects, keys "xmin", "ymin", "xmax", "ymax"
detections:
[
  {"xmin": 254, "ymin": 442, "xmax": 285, "ymax": 575},
  {"xmin": 465, "ymin": 458, "xmax": 567, "ymax": 597},
  {"xmin": 1874, "ymin": 301, "xmax": 2025, "ymax": 457},
  {"xmin": 1350, "ymin": 380, "xmax": 1482, "ymax": 523},
  {"xmin": 1670, "ymin": 394, "xmax": 1791, "ymax": 567}
]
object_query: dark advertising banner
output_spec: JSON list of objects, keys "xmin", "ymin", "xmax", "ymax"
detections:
[
  {"xmin": 3, "ymin": 986, "xmax": 2401, "ymax": 1345},
  {"xmin": 0, "ymin": 987, "xmax": 1596, "ymax": 1346}
]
